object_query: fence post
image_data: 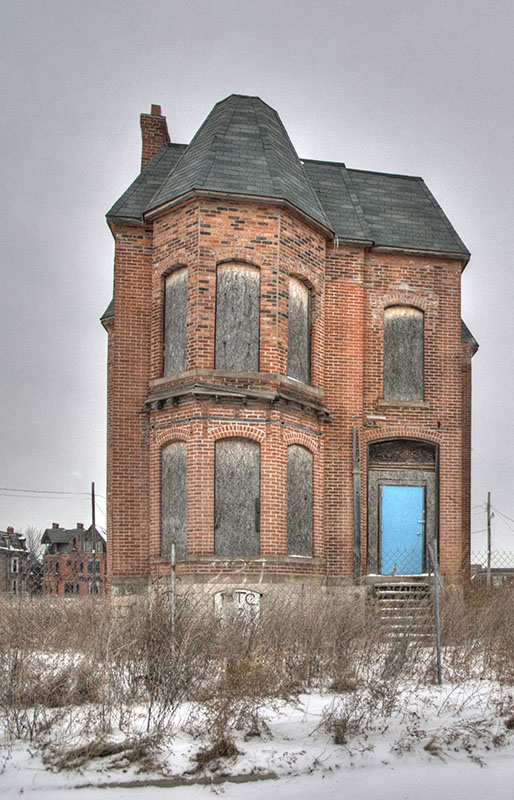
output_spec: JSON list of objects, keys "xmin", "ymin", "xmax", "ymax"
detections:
[
  {"xmin": 433, "ymin": 536, "xmax": 442, "ymax": 685},
  {"xmin": 170, "ymin": 542, "xmax": 176, "ymax": 655},
  {"xmin": 487, "ymin": 491, "xmax": 492, "ymax": 589}
]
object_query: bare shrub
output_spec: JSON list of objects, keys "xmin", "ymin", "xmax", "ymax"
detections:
[
  {"xmin": 0, "ymin": 583, "xmax": 513, "ymax": 770},
  {"xmin": 441, "ymin": 584, "xmax": 514, "ymax": 682},
  {"xmin": 44, "ymin": 734, "xmax": 161, "ymax": 771},
  {"xmin": 192, "ymin": 736, "xmax": 240, "ymax": 772}
]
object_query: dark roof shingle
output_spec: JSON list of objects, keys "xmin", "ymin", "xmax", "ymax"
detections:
[
  {"xmin": 107, "ymin": 95, "xmax": 469, "ymax": 257},
  {"xmin": 146, "ymin": 95, "xmax": 330, "ymax": 229}
]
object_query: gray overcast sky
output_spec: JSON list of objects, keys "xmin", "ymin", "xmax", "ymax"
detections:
[{"xmin": 1, "ymin": 0, "xmax": 513, "ymax": 551}]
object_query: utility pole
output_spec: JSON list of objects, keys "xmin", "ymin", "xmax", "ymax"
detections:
[
  {"xmin": 486, "ymin": 491, "xmax": 492, "ymax": 589},
  {"xmin": 91, "ymin": 481, "xmax": 97, "ymax": 595}
]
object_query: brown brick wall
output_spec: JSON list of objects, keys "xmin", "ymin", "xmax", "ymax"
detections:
[
  {"xmin": 42, "ymin": 552, "xmax": 107, "ymax": 596},
  {"xmin": 106, "ymin": 195, "xmax": 471, "ymax": 591}
]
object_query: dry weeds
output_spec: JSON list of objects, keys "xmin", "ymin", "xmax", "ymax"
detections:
[{"xmin": 0, "ymin": 584, "xmax": 512, "ymax": 768}]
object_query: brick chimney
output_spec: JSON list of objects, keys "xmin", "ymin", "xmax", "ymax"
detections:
[
  {"xmin": 140, "ymin": 104, "xmax": 170, "ymax": 172},
  {"xmin": 52, "ymin": 522, "xmax": 59, "ymax": 528},
  {"xmin": 7, "ymin": 526, "xmax": 14, "ymax": 534},
  {"xmin": 77, "ymin": 522, "xmax": 84, "ymax": 529}
]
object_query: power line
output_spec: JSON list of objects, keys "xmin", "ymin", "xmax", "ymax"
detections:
[
  {"xmin": 0, "ymin": 493, "xmax": 78, "ymax": 500},
  {"xmin": 0, "ymin": 486, "xmax": 106, "ymax": 499},
  {"xmin": 492, "ymin": 512, "xmax": 514, "ymax": 535},
  {"xmin": 491, "ymin": 504, "xmax": 514, "ymax": 524}
]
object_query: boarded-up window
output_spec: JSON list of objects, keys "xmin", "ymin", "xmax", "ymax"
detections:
[
  {"xmin": 287, "ymin": 278, "xmax": 311, "ymax": 384},
  {"xmin": 161, "ymin": 441, "xmax": 187, "ymax": 558},
  {"xmin": 384, "ymin": 306, "xmax": 424, "ymax": 401},
  {"xmin": 215, "ymin": 264, "xmax": 259, "ymax": 371},
  {"xmin": 163, "ymin": 268, "xmax": 187, "ymax": 375},
  {"xmin": 215, "ymin": 438, "xmax": 260, "ymax": 556},
  {"xmin": 287, "ymin": 445, "xmax": 313, "ymax": 556}
]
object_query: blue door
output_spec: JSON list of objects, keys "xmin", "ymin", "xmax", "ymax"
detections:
[{"xmin": 380, "ymin": 485, "xmax": 424, "ymax": 575}]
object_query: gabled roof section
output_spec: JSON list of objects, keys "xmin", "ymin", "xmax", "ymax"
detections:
[
  {"xmin": 42, "ymin": 526, "xmax": 106, "ymax": 546},
  {"xmin": 100, "ymin": 298, "xmax": 114, "ymax": 322},
  {"xmin": 303, "ymin": 160, "xmax": 469, "ymax": 256},
  {"xmin": 146, "ymin": 95, "xmax": 330, "ymax": 230},
  {"xmin": 0, "ymin": 530, "xmax": 26, "ymax": 552},
  {"xmin": 462, "ymin": 320, "xmax": 479, "ymax": 356},
  {"xmin": 302, "ymin": 160, "xmax": 372, "ymax": 242},
  {"xmin": 107, "ymin": 143, "xmax": 187, "ymax": 221}
]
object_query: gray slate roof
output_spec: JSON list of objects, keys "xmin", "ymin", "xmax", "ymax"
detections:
[
  {"xmin": 107, "ymin": 94, "xmax": 469, "ymax": 257},
  {"xmin": 461, "ymin": 320, "xmax": 479, "ymax": 356},
  {"xmin": 303, "ymin": 160, "xmax": 469, "ymax": 254},
  {"xmin": 42, "ymin": 527, "xmax": 106, "ymax": 545},
  {"xmin": 147, "ymin": 95, "xmax": 330, "ymax": 228},
  {"xmin": 0, "ymin": 530, "xmax": 26, "ymax": 552},
  {"xmin": 101, "ymin": 298, "xmax": 114, "ymax": 321},
  {"xmin": 107, "ymin": 143, "xmax": 186, "ymax": 221}
]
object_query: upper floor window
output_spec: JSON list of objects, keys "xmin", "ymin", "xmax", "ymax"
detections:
[
  {"xmin": 215, "ymin": 438, "xmax": 260, "ymax": 556},
  {"xmin": 163, "ymin": 268, "xmax": 188, "ymax": 376},
  {"xmin": 287, "ymin": 445, "xmax": 313, "ymax": 557},
  {"xmin": 215, "ymin": 263, "xmax": 260, "ymax": 371},
  {"xmin": 161, "ymin": 441, "xmax": 187, "ymax": 559},
  {"xmin": 11, "ymin": 557, "xmax": 18, "ymax": 574},
  {"xmin": 287, "ymin": 278, "xmax": 311, "ymax": 384},
  {"xmin": 384, "ymin": 306, "xmax": 424, "ymax": 402}
]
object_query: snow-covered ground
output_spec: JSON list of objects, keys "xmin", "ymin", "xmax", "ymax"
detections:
[{"xmin": 2, "ymin": 682, "xmax": 514, "ymax": 799}]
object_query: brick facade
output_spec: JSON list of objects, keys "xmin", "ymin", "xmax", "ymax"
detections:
[
  {"xmin": 0, "ymin": 527, "xmax": 28, "ymax": 595},
  {"xmin": 42, "ymin": 523, "xmax": 107, "ymax": 597},
  {"xmin": 103, "ymin": 98, "xmax": 475, "ymax": 597}
]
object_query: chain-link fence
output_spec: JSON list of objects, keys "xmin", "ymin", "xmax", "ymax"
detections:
[
  {"xmin": 471, "ymin": 551, "xmax": 514, "ymax": 586},
  {"xmin": 380, "ymin": 547, "xmax": 429, "ymax": 576}
]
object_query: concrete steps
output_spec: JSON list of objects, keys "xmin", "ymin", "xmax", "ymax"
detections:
[{"xmin": 374, "ymin": 581, "xmax": 435, "ymax": 640}]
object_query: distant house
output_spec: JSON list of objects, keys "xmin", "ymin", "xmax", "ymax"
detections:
[
  {"xmin": 41, "ymin": 523, "xmax": 107, "ymax": 596},
  {"xmin": 0, "ymin": 527, "xmax": 29, "ymax": 595},
  {"xmin": 471, "ymin": 564, "xmax": 514, "ymax": 588}
]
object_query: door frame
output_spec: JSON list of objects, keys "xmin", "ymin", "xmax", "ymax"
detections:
[
  {"xmin": 367, "ymin": 467, "xmax": 437, "ymax": 575},
  {"xmin": 378, "ymin": 482, "xmax": 426, "ymax": 575}
]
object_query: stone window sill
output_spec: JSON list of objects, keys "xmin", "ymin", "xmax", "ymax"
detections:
[
  {"xmin": 149, "ymin": 369, "xmax": 323, "ymax": 399},
  {"xmin": 150, "ymin": 554, "xmax": 324, "ymax": 566},
  {"xmin": 377, "ymin": 399, "xmax": 430, "ymax": 409}
]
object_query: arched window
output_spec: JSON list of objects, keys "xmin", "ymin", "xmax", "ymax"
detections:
[
  {"xmin": 215, "ymin": 438, "xmax": 260, "ymax": 556},
  {"xmin": 384, "ymin": 306, "xmax": 424, "ymax": 401},
  {"xmin": 215, "ymin": 263, "xmax": 260, "ymax": 371},
  {"xmin": 163, "ymin": 268, "xmax": 187, "ymax": 376},
  {"xmin": 287, "ymin": 278, "xmax": 311, "ymax": 384},
  {"xmin": 161, "ymin": 441, "xmax": 187, "ymax": 558},
  {"xmin": 287, "ymin": 445, "xmax": 313, "ymax": 556}
]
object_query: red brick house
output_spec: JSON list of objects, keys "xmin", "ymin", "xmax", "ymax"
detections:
[
  {"xmin": 102, "ymin": 95, "xmax": 477, "ymax": 599},
  {"xmin": 42, "ymin": 523, "xmax": 107, "ymax": 596},
  {"xmin": 0, "ymin": 527, "xmax": 28, "ymax": 595}
]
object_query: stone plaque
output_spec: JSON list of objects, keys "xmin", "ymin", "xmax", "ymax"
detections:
[{"xmin": 213, "ymin": 588, "xmax": 262, "ymax": 623}]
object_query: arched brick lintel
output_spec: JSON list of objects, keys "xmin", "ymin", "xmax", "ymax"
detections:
[{"xmin": 207, "ymin": 423, "xmax": 266, "ymax": 443}]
